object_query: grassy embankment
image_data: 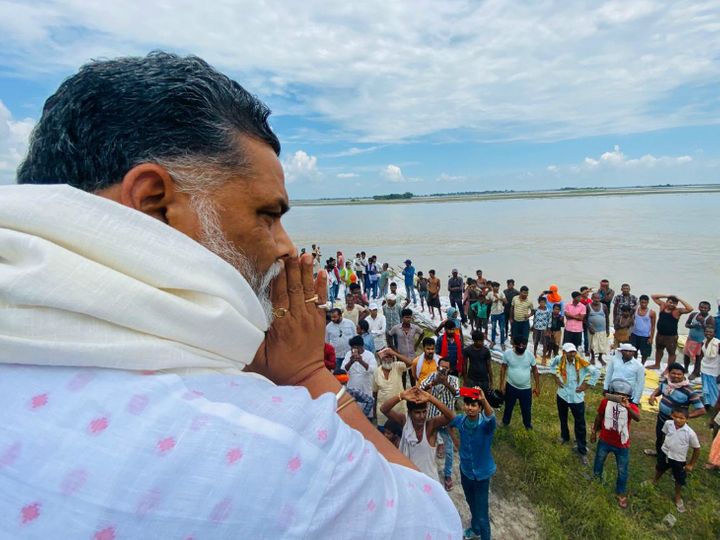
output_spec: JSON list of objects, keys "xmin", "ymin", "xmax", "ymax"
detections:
[{"xmin": 485, "ymin": 364, "xmax": 720, "ymax": 540}]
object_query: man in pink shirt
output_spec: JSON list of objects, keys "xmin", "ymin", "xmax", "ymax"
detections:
[{"xmin": 564, "ymin": 291, "xmax": 587, "ymax": 349}]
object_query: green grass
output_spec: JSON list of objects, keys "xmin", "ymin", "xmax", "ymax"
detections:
[{"xmin": 486, "ymin": 365, "xmax": 720, "ymax": 540}]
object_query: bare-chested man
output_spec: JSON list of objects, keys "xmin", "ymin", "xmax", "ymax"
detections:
[{"xmin": 648, "ymin": 294, "xmax": 693, "ymax": 370}]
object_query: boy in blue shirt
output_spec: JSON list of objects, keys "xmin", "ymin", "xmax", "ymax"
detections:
[{"xmin": 449, "ymin": 386, "xmax": 496, "ymax": 540}]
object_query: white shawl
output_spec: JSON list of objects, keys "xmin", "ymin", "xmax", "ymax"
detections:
[
  {"xmin": 0, "ymin": 184, "xmax": 462, "ymax": 539},
  {"xmin": 0, "ymin": 184, "xmax": 267, "ymax": 371},
  {"xmin": 603, "ymin": 401, "xmax": 630, "ymax": 445}
]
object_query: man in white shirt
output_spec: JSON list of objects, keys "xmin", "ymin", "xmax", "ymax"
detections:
[
  {"xmin": 343, "ymin": 336, "xmax": 378, "ymax": 401},
  {"xmin": 367, "ymin": 303, "xmax": 388, "ymax": 351},
  {"xmin": 325, "ymin": 308, "xmax": 358, "ymax": 369}
]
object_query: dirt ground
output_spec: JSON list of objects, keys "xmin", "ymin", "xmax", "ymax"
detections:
[{"xmin": 437, "ymin": 449, "xmax": 541, "ymax": 539}]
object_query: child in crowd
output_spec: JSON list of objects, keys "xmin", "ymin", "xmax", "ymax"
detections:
[
  {"xmin": 652, "ymin": 406, "xmax": 701, "ymax": 512},
  {"xmin": 532, "ymin": 296, "xmax": 551, "ymax": 360},
  {"xmin": 613, "ymin": 305, "xmax": 634, "ymax": 348},
  {"xmin": 416, "ymin": 271, "xmax": 429, "ymax": 312},
  {"xmin": 449, "ymin": 387, "xmax": 496, "ymax": 540},
  {"xmin": 591, "ymin": 379, "xmax": 641, "ymax": 509},
  {"xmin": 380, "ymin": 418, "xmax": 403, "ymax": 449},
  {"xmin": 543, "ymin": 303, "xmax": 564, "ymax": 365}
]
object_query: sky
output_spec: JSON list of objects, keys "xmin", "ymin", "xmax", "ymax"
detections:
[{"xmin": 0, "ymin": 0, "xmax": 719, "ymax": 199}]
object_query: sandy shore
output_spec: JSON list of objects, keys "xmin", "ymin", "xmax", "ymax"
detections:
[{"xmin": 294, "ymin": 184, "xmax": 720, "ymax": 207}]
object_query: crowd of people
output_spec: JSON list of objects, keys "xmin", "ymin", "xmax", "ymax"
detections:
[{"xmin": 315, "ymin": 245, "xmax": 720, "ymax": 538}]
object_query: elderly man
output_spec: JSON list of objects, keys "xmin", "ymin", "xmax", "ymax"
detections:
[
  {"xmin": 367, "ymin": 303, "xmax": 387, "ymax": 351},
  {"xmin": 604, "ymin": 343, "xmax": 646, "ymax": 405},
  {"xmin": 0, "ymin": 52, "xmax": 460, "ymax": 538}
]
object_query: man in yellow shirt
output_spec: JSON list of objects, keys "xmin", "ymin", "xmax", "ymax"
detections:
[{"xmin": 389, "ymin": 337, "xmax": 441, "ymax": 386}]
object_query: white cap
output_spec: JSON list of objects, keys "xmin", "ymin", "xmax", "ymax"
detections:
[
  {"xmin": 386, "ymin": 294, "xmax": 397, "ymax": 301},
  {"xmin": 369, "ymin": 303, "xmax": 378, "ymax": 310},
  {"xmin": 617, "ymin": 343, "xmax": 637, "ymax": 352},
  {"xmin": 562, "ymin": 343, "xmax": 577, "ymax": 353}
]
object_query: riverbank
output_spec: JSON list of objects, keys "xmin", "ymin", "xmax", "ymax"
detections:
[{"xmin": 292, "ymin": 184, "xmax": 720, "ymax": 207}]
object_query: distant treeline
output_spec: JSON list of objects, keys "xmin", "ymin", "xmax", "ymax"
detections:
[{"xmin": 372, "ymin": 192, "xmax": 414, "ymax": 200}]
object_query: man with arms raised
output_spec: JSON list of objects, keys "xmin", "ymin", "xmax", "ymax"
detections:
[
  {"xmin": 648, "ymin": 294, "xmax": 694, "ymax": 370},
  {"xmin": 0, "ymin": 53, "xmax": 460, "ymax": 538},
  {"xmin": 380, "ymin": 387, "xmax": 455, "ymax": 482}
]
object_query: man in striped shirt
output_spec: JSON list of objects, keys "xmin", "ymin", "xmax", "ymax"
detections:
[{"xmin": 421, "ymin": 358, "xmax": 460, "ymax": 491}]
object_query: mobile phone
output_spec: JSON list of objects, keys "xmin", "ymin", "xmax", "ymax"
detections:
[{"xmin": 605, "ymin": 393, "xmax": 625, "ymax": 403}]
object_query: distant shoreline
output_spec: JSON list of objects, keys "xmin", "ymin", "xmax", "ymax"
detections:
[{"xmin": 291, "ymin": 184, "xmax": 720, "ymax": 207}]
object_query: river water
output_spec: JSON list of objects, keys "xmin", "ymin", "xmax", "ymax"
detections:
[{"xmin": 283, "ymin": 192, "xmax": 719, "ymax": 313}]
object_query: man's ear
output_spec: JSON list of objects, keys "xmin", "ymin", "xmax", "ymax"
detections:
[{"xmin": 118, "ymin": 163, "xmax": 178, "ymax": 223}]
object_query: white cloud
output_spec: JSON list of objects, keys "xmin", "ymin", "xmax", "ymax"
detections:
[
  {"xmin": 336, "ymin": 172, "xmax": 358, "ymax": 178},
  {"xmin": 381, "ymin": 164, "xmax": 405, "ymax": 183},
  {"xmin": 282, "ymin": 150, "xmax": 319, "ymax": 183},
  {"xmin": 436, "ymin": 172, "xmax": 466, "ymax": 182},
  {"xmin": 0, "ymin": 1, "xmax": 718, "ymax": 144},
  {"xmin": 548, "ymin": 145, "xmax": 695, "ymax": 176},
  {"xmin": 323, "ymin": 146, "xmax": 384, "ymax": 158},
  {"xmin": 0, "ymin": 100, "xmax": 34, "ymax": 185}
]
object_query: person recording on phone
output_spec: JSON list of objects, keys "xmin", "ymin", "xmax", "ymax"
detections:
[{"xmin": 449, "ymin": 386, "xmax": 497, "ymax": 540}]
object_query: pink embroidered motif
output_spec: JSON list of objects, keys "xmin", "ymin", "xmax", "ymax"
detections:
[
  {"xmin": 20, "ymin": 502, "xmax": 40, "ymax": 524},
  {"xmin": 385, "ymin": 499, "xmax": 395, "ymax": 508},
  {"xmin": 60, "ymin": 469, "xmax": 88, "ymax": 496},
  {"xmin": 425, "ymin": 533, "xmax": 432, "ymax": 540},
  {"xmin": 226, "ymin": 447, "xmax": 243, "ymax": 465},
  {"xmin": 157, "ymin": 437, "xmax": 176, "ymax": 454},
  {"xmin": 126, "ymin": 394, "xmax": 149, "ymax": 415},
  {"xmin": 287, "ymin": 455, "xmax": 302, "ymax": 473},
  {"xmin": 136, "ymin": 488, "xmax": 162, "ymax": 516},
  {"xmin": 271, "ymin": 396, "xmax": 283, "ymax": 403},
  {"xmin": 94, "ymin": 526, "xmax": 116, "ymax": 540},
  {"xmin": 29, "ymin": 393, "xmax": 48, "ymax": 410},
  {"xmin": 140, "ymin": 370, "xmax": 156, "ymax": 376},
  {"xmin": 277, "ymin": 504, "xmax": 296, "ymax": 529},
  {"xmin": 422, "ymin": 484, "xmax": 432, "ymax": 494},
  {"xmin": 0, "ymin": 442, "xmax": 21, "ymax": 468},
  {"xmin": 66, "ymin": 371, "xmax": 94, "ymax": 391},
  {"xmin": 210, "ymin": 498, "xmax": 232, "ymax": 522},
  {"xmin": 182, "ymin": 390, "xmax": 204, "ymax": 400},
  {"xmin": 88, "ymin": 417, "xmax": 109, "ymax": 435},
  {"xmin": 366, "ymin": 499, "xmax": 376, "ymax": 512},
  {"xmin": 316, "ymin": 429, "xmax": 328, "ymax": 442},
  {"xmin": 190, "ymin": 415, "xmax": 210, "ymax": 431},
  {"xmin": 347, "ymin": 451, "xmax": 354, "ymax": 462}
]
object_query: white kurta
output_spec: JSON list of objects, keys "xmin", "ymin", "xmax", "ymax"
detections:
[{"xmin": 0, "ymin": 184, "xmax": 462, "ymax": 539}]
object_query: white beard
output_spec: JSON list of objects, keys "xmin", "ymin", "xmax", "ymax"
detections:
[{"xmin": 191, "ymin": 194, "xmax": 281, "ymax": 326}]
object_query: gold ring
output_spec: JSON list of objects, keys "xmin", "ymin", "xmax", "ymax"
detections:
[
  {"xmin": 304, "ymin": 295, "xmax": 319, "ymax": 303},
  {"xmin": 272, "ymin": 307, "xmax": 289, "ymax": 318}
]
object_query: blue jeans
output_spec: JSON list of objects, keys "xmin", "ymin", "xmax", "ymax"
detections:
[
  {"xmin": 490, "ymin": 313, "xmax": 506, "ymax": 345},
  {"xmin": 368, "ymin": 279, "xmax": 379, "ymax": 298},
  {"xmin": 460, "ymin": 473, "xmax": 491, "ymax": 540},
  {"xmin": 329, "ymin": 283, "xmax": 340, "ymax": 306},
  {"xmin": 593, "ymin": 439, "xmax": 629, "ymax": 494},
  {"xmin": 405, "ymin": 282, "xmax": 417, "ymax": 303},
  {"xmin": 437, "ymin": 427, "xmax": 453, "ymax": 478},
  {"xmin": 502, "ymin": 383, "xmax": 532, "ymax": 429}
]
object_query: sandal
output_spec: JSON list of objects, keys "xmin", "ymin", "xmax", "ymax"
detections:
[
  {"xmin": 617, "ymin": 496, "xmax": 628, "ymax": 509},
  {"xmin": 643, "ymin": 449, "xmax": 657, "ymax": 456},
  {"xmin": 676, "ymin": 499, "xmax": 686, "ymax": 513}
]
